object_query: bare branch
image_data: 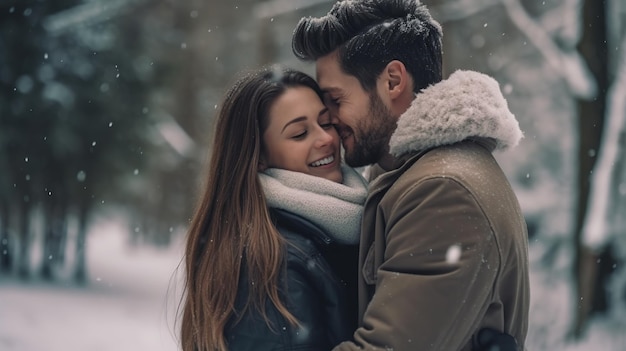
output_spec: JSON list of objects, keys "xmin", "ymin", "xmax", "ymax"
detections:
[
  {"xmin": 429, "ymin": 0, "xmax": 501, "ymax": 22},
  {"xmin": 43, "ymin": 0, "xmax": 143, "ymax": 34},
  {"xmin": 253, "ymin": 0, "xmax": 333, "ymax": 19},
  {"xmin": 502, "ymin": 0, "xmax": 596, "ymax": 99}
]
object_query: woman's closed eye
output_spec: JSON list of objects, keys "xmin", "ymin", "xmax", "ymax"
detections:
[{"xmin": 291, "ymin": 130, "xmax": 307, "ymax": 140}]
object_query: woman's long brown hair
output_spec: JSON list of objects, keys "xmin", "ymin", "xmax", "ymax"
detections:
[{"xmin": 180, "ymin": 67, "xmax": 324, "ymax": 351}]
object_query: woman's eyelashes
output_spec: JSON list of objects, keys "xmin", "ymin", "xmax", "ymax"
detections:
[
  {"xmin": 289, "ymin": 120, "xmax": 336, "ymax": 140},
  {"xmin": 291, "ymin": 130, "xmax": 307, "ymax": 140}
]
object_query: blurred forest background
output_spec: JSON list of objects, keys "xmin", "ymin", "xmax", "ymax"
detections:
[{"xmin": 1, "ymin": 0, "xmax": 626, "ymax": 349}]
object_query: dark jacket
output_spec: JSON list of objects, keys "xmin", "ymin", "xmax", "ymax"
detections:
[{"xmin": 225, "ymin": 208, "xmax": 358, "ymax": 350}]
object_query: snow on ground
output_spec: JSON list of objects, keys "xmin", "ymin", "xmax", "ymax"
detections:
[
  {"xmin": 0, "ymin": 213, "xmax": 185, "ymax": 351},
  {"xmin": 1, "ymin": 213, "xmax": 626, "ymax": 351},
  {"xmin": 525, "ymin": 238, "xmax": 626, "ymax": 350}
]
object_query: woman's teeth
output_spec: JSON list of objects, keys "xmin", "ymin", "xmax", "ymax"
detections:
[{"xmin": 310, "ymin": 155, "xmax": 334, "ymax": 167}]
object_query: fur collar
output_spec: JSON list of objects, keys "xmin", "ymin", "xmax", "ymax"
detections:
[
  {"xmin": 259, "ymin": 165, "xmax": 368, "ymax": 245},
  {"xmin": 389, "ymin": 70, "xmax": 523, "ymax": 157}
]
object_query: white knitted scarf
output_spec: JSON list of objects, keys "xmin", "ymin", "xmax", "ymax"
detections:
[{"xmin": 259, "ymin": 165, "xmax": 368, "ymax": 245}]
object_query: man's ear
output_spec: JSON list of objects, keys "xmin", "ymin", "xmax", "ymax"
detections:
[
  {"xmin": 380, "ymin": 60, "xmax": 414, "ymax": 115},
  {"xmin": 384, "ymin": 60, "xmax": 410, "ymax": 99}
]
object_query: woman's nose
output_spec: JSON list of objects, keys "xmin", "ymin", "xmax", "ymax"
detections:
[{"xmin": 314, "ymin": 128, "xmax": 334, "ymax": 148}]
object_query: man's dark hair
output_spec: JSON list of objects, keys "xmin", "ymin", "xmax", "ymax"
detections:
[{"xmin": 292, "ymin": 0, "xmax": 443, "ymax": 93}]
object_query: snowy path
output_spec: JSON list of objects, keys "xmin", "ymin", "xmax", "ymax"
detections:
[{"xmin": 0, "ymin": 215, "xmax": 184, "ymax": 351}]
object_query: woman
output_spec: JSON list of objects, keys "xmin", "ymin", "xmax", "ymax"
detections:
[{"xmin": 179, "ymin": 67, "xmax": 368, "ymax": 351}]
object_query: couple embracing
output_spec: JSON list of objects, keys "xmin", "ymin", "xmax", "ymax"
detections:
[{"xmin": 180, "ymin": 1, "xmax": 530, "ymax": 350}]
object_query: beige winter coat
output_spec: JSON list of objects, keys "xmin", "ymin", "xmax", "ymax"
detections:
[{"xmin": 334, "ymin": 70, "xmax": 530, "ymax": 351}]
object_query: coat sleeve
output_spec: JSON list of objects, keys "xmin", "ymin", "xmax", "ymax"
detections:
[{"xmin": 334, "ymin": 177, "xmax": 501, "ymax": 351}]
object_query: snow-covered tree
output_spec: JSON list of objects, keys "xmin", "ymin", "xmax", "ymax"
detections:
[{"xmin": 579, "ymin": 0, "xmax": 626, "ymax": 328}]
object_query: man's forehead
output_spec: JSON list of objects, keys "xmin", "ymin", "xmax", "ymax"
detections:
[
  {"xmin": 315, "ymin": 51, "xmax": 340, "ymax": 76},
  {"xmin": 317, "ymin": 71, "xmax": 360, "ymax": 95},
  {"xmin": 316, "ymin": 68, "xmax": 343, "ymax": 91},
  {"xmin": 315, "ymin": 71, "xmax": 342, "ymax": 92}
]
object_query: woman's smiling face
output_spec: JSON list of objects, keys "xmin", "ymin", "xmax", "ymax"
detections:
[{"xmin": 261, "ymin": 86, "xmax": 343, "ymax": 183}]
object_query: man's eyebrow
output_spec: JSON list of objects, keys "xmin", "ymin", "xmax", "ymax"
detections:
[{"xmin": 281, "ymin": 116, "xmax": 307, "ymax": 133}]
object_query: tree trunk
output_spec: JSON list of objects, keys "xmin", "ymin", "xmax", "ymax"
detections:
[
  {"xmin": 73, "ymin": 203, "xmax": 89, "ymax": 284},
  {"xmin": 0, "ymin": 203, "xmax": 11, "ymax": 272},
  {"xmin": 573, "ymin": 0, "xmax": 610, "ymax": 338},
  {"xmin": 40, "ymin": 197, "xmax": 68, "ymax": 280},
  {"xmin": 17, "ymin": 201, "xmax": 32, "ymax": 279}
]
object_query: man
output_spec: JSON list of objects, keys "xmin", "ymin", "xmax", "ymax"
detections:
[{"xmin": 292, "ymin": 1, "xmax": 530, "ymax": 350}]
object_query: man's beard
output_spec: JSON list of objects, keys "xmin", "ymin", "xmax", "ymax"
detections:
[{"xmin": 344, "ymin": 93, "xmax": 397, "ymax": 168}]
